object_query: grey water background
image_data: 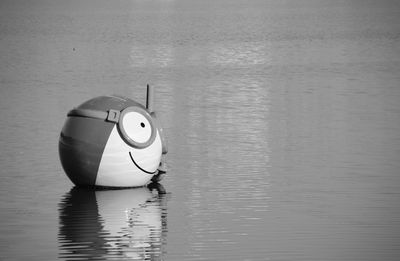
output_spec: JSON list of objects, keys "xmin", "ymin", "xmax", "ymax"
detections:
[{"xmin": 1, "ymin": 0, "xmax": 400, "ymax": 260}]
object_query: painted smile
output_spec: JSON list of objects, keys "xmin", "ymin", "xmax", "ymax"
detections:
[{"xmin": 128, "ymin": 151, "xmax": 157, "ymax": 175}]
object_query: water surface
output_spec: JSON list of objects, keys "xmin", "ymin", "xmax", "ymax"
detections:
[{"xmin": 1, "ymin": 0, "xmax": 400, "ymax": 260}]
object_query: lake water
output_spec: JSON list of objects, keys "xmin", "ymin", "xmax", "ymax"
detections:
[{"xmin": 1, "ymin": 0, "xmax": 400, "ymax": 260}]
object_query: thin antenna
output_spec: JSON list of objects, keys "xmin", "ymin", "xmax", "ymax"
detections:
[{"xmin": 146, "ymin": 84, "xmax": 154, "ymax": 113}]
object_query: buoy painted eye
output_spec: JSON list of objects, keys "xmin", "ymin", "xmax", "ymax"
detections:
[
  {"xmin": 118, "ymin": 107, "xmax": 156, "ymax": 148},
  {"xmin": 121, "ymin": 112, "xmax": 152, "ymax": 143}
]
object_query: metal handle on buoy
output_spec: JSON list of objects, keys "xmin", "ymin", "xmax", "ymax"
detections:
[{"xmin": 146, "ymin": 84, "xmax": 154, "ymax": 113}]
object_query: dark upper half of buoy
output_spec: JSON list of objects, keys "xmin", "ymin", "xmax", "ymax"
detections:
[{"xmin": 76, "ymin": 95, "xmax": 146, "ymax": 113}]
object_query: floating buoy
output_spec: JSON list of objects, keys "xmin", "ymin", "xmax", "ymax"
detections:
[{"xmin": 59, "ymin": 85, "xmax": 167, "ymax": 188}]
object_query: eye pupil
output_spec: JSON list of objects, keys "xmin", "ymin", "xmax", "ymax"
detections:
[{"xmin": 140, "ymin": 122, "xmax": 145, "ymax": 128}]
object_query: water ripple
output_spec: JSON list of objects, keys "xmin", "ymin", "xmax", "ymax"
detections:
[{"xmin": 58, "ymin": 185, "xmax": 168, "ymax": 261}]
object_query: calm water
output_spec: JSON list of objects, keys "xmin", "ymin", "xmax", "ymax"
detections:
[{"xmin": 1, "ymin": 0, "xmax": 400, "ymax": 260}]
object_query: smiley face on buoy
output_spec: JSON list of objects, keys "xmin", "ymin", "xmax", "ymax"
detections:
[{"xmin": 59, "ymin": 86, "xmax": 167, "ymax": 188}]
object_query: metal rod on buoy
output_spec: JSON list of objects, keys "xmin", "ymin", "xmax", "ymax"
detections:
[{"xmin": 146, "ymin": 84, "xmax": 154, "ymax": 113}]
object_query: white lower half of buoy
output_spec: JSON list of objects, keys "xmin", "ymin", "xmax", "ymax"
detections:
[{"xmin": 95, "ymin": 126, "xmax": 162, "ymax": 187}]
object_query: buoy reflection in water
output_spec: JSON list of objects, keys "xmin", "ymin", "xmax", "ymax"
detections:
[{"xmin": 58, "ymin": 185, "xmax": 168, "ymax": 260}]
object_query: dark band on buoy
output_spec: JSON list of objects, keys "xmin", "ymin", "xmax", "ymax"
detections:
[{"xmin": 59, "ymin": 117, "xmax": 114, "ymax": 186}]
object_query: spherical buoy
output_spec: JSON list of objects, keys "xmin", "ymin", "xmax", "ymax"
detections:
[{"xmin": 59, "ymin": 86, "xmax": 167, "ymax": 188}]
